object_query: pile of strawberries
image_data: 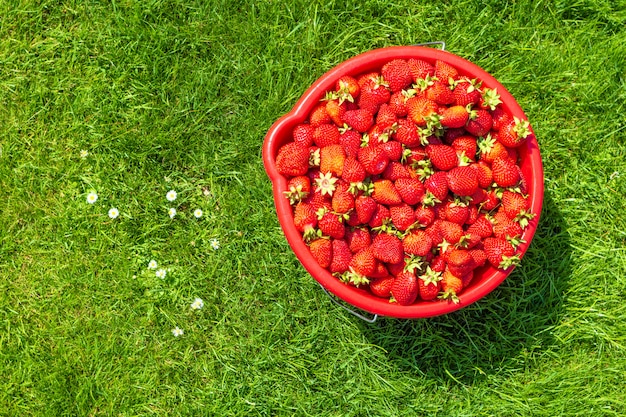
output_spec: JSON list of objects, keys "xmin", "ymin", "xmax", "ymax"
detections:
[{"xmin": 275, "ymin": 57, "xmax": 536, "ymax": 306}]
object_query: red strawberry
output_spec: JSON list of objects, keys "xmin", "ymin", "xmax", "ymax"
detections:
[
  {"xmin": 391, "ymin": 269, "xmax": 419, "ymax": 305},
  {"xmin": 343, "ymin": 108, "xmax": 375, "ymax": 133},
  {"xmin": 468, "ymin": 249, "xmax": 487, "ymax": 268},
  {"xmin": 434, "ymin": 60, "xmax": 459, "ymax": 83},
  {"xmin": 478, "ymin": 134, "xmax": 509, "ymax": 163},
  {"xmin": 499, "ymin": 117, "xmax": 534, "ymax": 148},
  {"xmin": 341, "ymin": 156, "xmax": 367, "ymax": 184},
  {"xmin": 466, "ymin": 215, "xmax": 493, "ymax": 238},
  {"xmin": 414, "ymin": 204, "xmax": 436, "ymax": 227},
  {"xmin": 331, "ymin": 189, "xmax": 355, "ymax": 214},
  {"xmin": 390, "ymin": 203, "xmax": 416, "ymax": 231},
  {"xmin": 317, "ymin": 210, "xmax": 345, "ymax": 239},
  {"xmin": 492, "ymin": 156, "xmax": 520, "ymax": 187},
  {"xmin": 309, "ymin": 238, "xmax": 332, "ymax": 269},
  {"xmin": 465, "ymin": 109, "xmax": 493, "ymax": 137},
  {"xmin": 381, "ymin": 59, "xmax": 413, "ymax": 93},
  {"xmin": 369, "ymin": 276, "xmax": 395, "ymax": 298},
  {"xmin": 395, "ymin": 177, "xmax": 425, "ymax": 205},
  {"xmin": 473, "ymin": 161, "xmax": 493, "ymax": 188},
  {"xmin": 382, "ymin": 161, "xmax": 411, "ymax": 181},
  {"xmin": 492, "ymin": 211, "xmax": 523, "ymax": 240},
  {"xmin": 388, "ymin": 90, "xmax": 410, "ymax": 117},
  {"xmin": 319, "ymin": 144, "xmax": 345, "ymax": 177},
  {"xmin": 501, "ymin": 190, "xmax": 530, "ymax": 219},
  {"xmin": 313, "ymin": 124, "xmax": 341, "ymax": 147},
  {"xmin": 330, "ymin": 239, "xmax": 352, "ymax": 274},
  {"xmin": 368, "ymin": 204, "xmax": 391, "ymax": 229},
  {"xmin": 479, "ymin": 87, "xmax": 503, "ymax": 111},
  {"xmin": 346, "ymin": 227, "xmax": 371, "ymax": 254},
  {"xmin": 440, "ymin": 105, "xmax": 469, "ymax": 128},
  {"xmin": 358, "ymin": 145, "xmax": 389, "ymax": 175},
  {"xmin": 355, "ymin": 195, "xmax": 377, "ymax": 224},
  {"xmin": 452, "ymin": 78, "xmax": 482, "ymax": 106},
  {"xmin": 379, "ymin": 140, "xmax": 404, "ymax": 161},
  {"xmin": 451, "ymin": 135, "xmax": 477, "ymax": 161},
  {"xmin": 483, "ymin": 237, "xmax": 521, "ymax": 270},
  {"xmin": 276, "ymin": 142, "xmax": 310, "ymax": 177},
  {"xmin": 424, "ymin": 171, "xmax": 449, "ymax": 203},
  {"xmin": 446, "ymin": 249, "xmax": 474, "ymax": 278},
  {"xmin": 292, "ymin": 124, "xmax": 315, "ymax": 147},
  {"xmin": 407, "ymin": 58, "xmax": 435, "ymax": 81},
  {"xmin": 426, "ymin": 144, "xmax": 458, "ymax": 171},
  {"xmin": 349, "ymin": 247, "xmax": 377, "ymax": 277},
  {"xmin": 309, "ymin": 103, "xmax": 331, "ymax": 126},
  {"xmin": 371, "ymin": 233, "xmax": 403, "ymax": 264},
  {"xmin": 293, "ymin": 201, "xmax": 317, "ymax": 237},
  {"xmin": 375, "ymin": 103, "xmax": 399, "ymax": 129},
  {"xmin": 406, "ymin": 96, "xmax": 438, "ymax": 127},
  {"xmin": 447, "ymin": 165, "xmax": 479, "ymax": 197},
  {"xmin": 372, "ymin": 179, "xmax": 402, "ymax": 205},
  {"xmin": 425, "ymin": 81, "xmax": 454, "ymax": 105},
  {"xmin": 335, "ymin": 75, "xmax": 360, "ymax": 102},
  {"xmin": 403, "ymin": 230, "xmax": 433, "ymax": 257},
  {"xmin": 418, "ymin": 267, "xmax": 442, "ymax": 301},
  {"xmin": 393, "ymin": 118, "xmax": 421, "ymax": 147},
  {"xmin": 339, "ymin": 129, "xmax": 362, "ymax": 158},
  {"xmin": 325, "ymin": 98, "xmax": 347, "ymax": 127},
  {"xmin": 284, "ymin": 175, "xmax": 311, "ymax": 204},
  {"xmin": 439, "ymin": 269, "xmax": 463, "ymax": 303},
  {"xmin": 490, "ymin": 106, "xmax": 512, "ymax": 131},
  {"xmin": 439, "ymin": 220, "xmax": 465, "ymax": 245},
  {"xmin": 443, "ymin": 199, "xmax": 470, "ymax": 225}
]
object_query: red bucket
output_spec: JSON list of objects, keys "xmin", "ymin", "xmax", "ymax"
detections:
[{"xmin": 263, "ymin": 45, "xmax": 544, "ymax": 319}]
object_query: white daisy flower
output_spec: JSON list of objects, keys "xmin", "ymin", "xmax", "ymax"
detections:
[
  {"xmin": 156, "ymin": 268, "xmax": 167, "ymax": 279},
  {"xmin": 86, "ymin": 192, "xmax": 98, "ymax": 204},
  {"xmin": 108, "ymin": 207, "xmax": 119, "ymax": 219},
  {"xmin": 168, "ymin": 208, "xmax": 177, "ymax": 218},
  {"xmin": 190, "ymin": 297, "xmax": 204, "ymax": 310},
  {"xmin": 210, "ymin": 238, "xmax": 220, "ymax": 250},
  {"xmin": 171, "ymin": 327, "xmax": 184, "ymax": 337},
  {"xmin": 166, "ymin": 190, "xmax": 177, "ymax": 202},
  {"xmin": 148, "ymin": 260, "xmax": 158, "ymax": 270},
  {"xmin": 193, "ymin": 209, "xmax": 203, "ymax": 218},
  {"xmin": 80, "ymin": 150, "xmax": 89, "ymax": 158}
]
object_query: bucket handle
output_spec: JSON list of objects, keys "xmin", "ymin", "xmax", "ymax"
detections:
[
  {"xmin": 318, "ymin": 284, "xmax": 378, "ymax": 323},
  {"xmin": 413, "ymin": 41, "xmax": 446, "ymax": 50}
]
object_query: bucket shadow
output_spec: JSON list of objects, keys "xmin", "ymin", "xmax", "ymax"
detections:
[{"xmin": 357, "ymin": 190, "xmax": 570, "ymax": 383}]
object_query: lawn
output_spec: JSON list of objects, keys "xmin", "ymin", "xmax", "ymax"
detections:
[{"xmin": 1, "ymin": 0, "xmax": 625, "ymax": 415}]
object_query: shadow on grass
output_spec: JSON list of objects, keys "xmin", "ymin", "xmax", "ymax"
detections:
[{"xmin": 349, "ymin": 190, "xmax": 571, "ymax": 383}]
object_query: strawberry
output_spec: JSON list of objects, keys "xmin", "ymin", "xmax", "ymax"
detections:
[
  {"xmin": 418, "ymin": 267, "xmax": 442, "ymax": 301},
  {"xmin": 349, "ymin": 247, "xmax": 377, "ymax": 277},
  {"xmin": 414, "ymin": 204, "xmax": 436, "ymax": 227},
  {"xmin": 339, "ymin": 129, "xmax": 362, "ymax": 158},
  {"xmin": 319, "ymin": 144, "xmax": 345, "ymax": 177},
  {"xmin": 393, "ymin": 118, "xmax": 421, "ymax": 147},
  {"xmin": 407, "ymin": 58, "xmax": 435, "ymax": 81},
  {"xmin": 381, "ymin": 59, "xmax": 413, "ymax": 93},
  {"xmin": 369, "ymin": 276, "xmax": 395, "ymax": 298},
  {"xmin": 490, "ymin": 106, "xmax": 512, "ymax": 131},
  {"xmin": 466, "ymin": 215, "xmax": 493, "ymax": 238},
  {"xmin": 372, "ymin": 179, "xmax": 402, "ymax": 206},
  {"xmin": 451, "ymin": 135, "xmax": 477, "ymax": 161},
  {"xmin": 468, "ymin": 249, "xmax": 487, "ymax": 268},
  {"xmin": 284, "ymin": 175, "xmax": 311, "ymax": 204},
  {"xmin": 335, "ymin": 75, "xmax": 360, "ymax": 102},
  {"xmin": 382, "ymin": 161, "xmax": 411, "ymax": 181},
  {"xmin": 388, "ymin": 90, "xmax": 410, "ymax": 116},
  {"xmin": 499, "ymin": 117, "xmax": 534, "ymax": 148},
  {"xmin": 473, "ymin": 161, "xmax": 493, "ymax": 188},
  {"xmin": 423, "ymin": 171, "xmax": 449, "ymax": 202},
  {"xmin": 447, "ymin": 165, "xmax": 479, "ymax": 196},
  {"xmin": 312, "ymin": 123, "xmax": 341, "ymax": 147},
  {"xmin": 501, "ymin": 190, "xmax": 530, "ymax": 219},
  {"xmin": 293, "ymin": 201, "xmax": 318, "ymax": 238},
  {"xmin": 395, "ymin": 177, "xmax": 425, "ymax": 205},
  {"xmin": 442, "ymin": 199, "xmax": 470, "ymax": 225},
  {"xmin": 439, "ymin": 269, "xmax": 463, "ymax": 303},
  {"xmin": 403, "ymin": 230, "xmax": 433, "ymax": 257},
  {"xmin": 368, "ymin": 203, "xmax": 391, "ymax": 229},
  {"xmin": 390, "ymin": 203, "xmax": 416, "ymax": 231},
  {"xmin": 465, "ymin": 109, "xmax": 493, "ymax": 137},
  {"xmin": 343, "ymin": 108, "xmax": 375, "ymax": 133},
  {"xmin": 483, "ymin": 237, "xmax": 521, "ymax": 270},
  {"xmin": 276, "ymin": 142, "xmax": 310, "ymax": 177},
  {"xmin": 317, "ymin": 209, "xmax": 345, "ymax": 239},
  {"xmin": 452, "ymin": 78, "xmax": 482, "ymax": 107},
  {"xmin": 434, "ymin": 60, "xmax": 459, "ymax": 83},
  {"xmin": 426, "ymin": 144, "xmax": 458, "ymax": 171},
  {"xmin": 341, "ymin": 156, "xmax": 367, "ymax": 184},
  {"xmin": 425, "ymin": 81, "xmax": 454, "ymax": 105},
  {"xmin": 446, "ymin": 249, "xmax": 474, "ymax": 278},
  {"xmin": 371, "ymin": 233, "xmax": 403, "ymax": 264},
  {"xmin": 292, "ymin": 124, "xmax": 315, "ymax": 147},
  {"xmin": 375, "ymin": 103, "xmax": 399, "ymax": 129},
  {"xmin": 309, "ymin": 238, "xmax": 332, "ymax": 269},
  {"xmin": 355, "ymin": 195, "xmax": 377, "ymax": 224},
  {"xmin": 330, "ymin": 239, "xmax": 352, "ymax": 274},
  {"xmin": 379, "ymin": 140, "xmax": 404, "ymax": 161},
  {"xmin": 331, "ymin": 188, "xmax": 355, "ymax": 214},
  {"xmin": 477, "ymin": 134, "xmax": 508, "ymax": 163},
  {"xmin": 309, "ymin": 103, "xmax": 332, "ymax": 126},
  {"xmin": 346, "ymin": 227, "xmax": 371, "ymax": 254},
  {"xmin": 406, "ymin": 96, "xmax": 438, "ymax": 127},
  {"xmin": 324, "ymin": 96, "xmax": 346, "ymax": 127},
  {"xmin": 438, "ymin": 220, "xmax": 465, "ymax": 245},
  {"xmin": 440, "ymin": 105, "xmax": 469, "ymax": 128},
  {"xmin": 390, "ymin": 269, "xmax": 419, "ymax": 305},
  {"xmin": 358, "ymin": 145, "xmax": 389, "ymax": 175},
  {"xmin": 479, "ymin": 87, "xmax": 503, "ymax": 111},
  {"xmin": 492, "ymin": 156, "xmax": 520, "ymax": 187}
]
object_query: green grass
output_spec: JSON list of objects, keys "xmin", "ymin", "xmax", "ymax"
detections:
[{"xmin": 1, "ymin": 0, "xmax": 626, "ymax": 415}]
